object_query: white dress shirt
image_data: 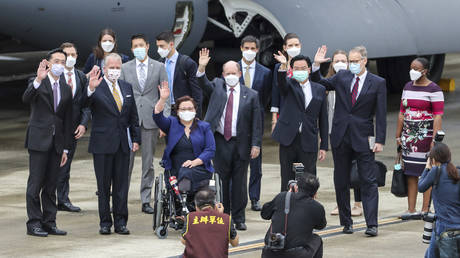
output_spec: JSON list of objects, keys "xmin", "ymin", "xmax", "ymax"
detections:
[
  {"xmin": 350, "ymin": 70, "xmax": 368, "ymax": 99},
  {"xmin": 241, "ymin": 59, "xmax": 256, "ymax": 88},
  {"xmin": 136, "ymin": 58, "xmax": 149, "ymax": 85},
  {"xmin": 63, "ymin": 68, "xmax": 77, "ymax": 97},
  {"xmin": 217, "ymin": 83, "xmax": 240, "ymax": 137},
  {"xmin": 87, "ymin": 77, "xmax": 124, "ymax": 105}
]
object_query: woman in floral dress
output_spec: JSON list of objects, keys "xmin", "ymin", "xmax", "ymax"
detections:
[{"xmin": 396, "ymin": 57, "xmax": 444, "ymax": 218}]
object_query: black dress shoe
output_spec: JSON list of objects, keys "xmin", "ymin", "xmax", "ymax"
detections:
[
  {"xmin": 115, "ymin": 226, "xmax": 130, "ymax": 235},
  {"xmin": 365, "ymin": 226, "xmax": 378, "ymax": 237},
  {"xmin": 27, "ymin": 227, "xmax": 48, "ymax": 237},
  {"xmin": 251, "ymin": 200, "xmax": 262, "ymax": 211},
  {"xmin": 44, "ymin": 226, "xmax": 67, "ymax": 235},
  {"xmin": 99, "ymin": 226, "xmax": 111, "ymax": 235},
  {"xmin": 235, "ymin": 223, "xmax": 247, "ymax": 231},
  {"xmin": 342, "ymin": 225, "xmax": 353, "ymax": 234},
  {"xmin": 58, "ymin": 202, "xmax": 81, "ymax": 212},
  {"xmin": 142, "ymin": 203, "xmax": 154, "ymax": 214}
]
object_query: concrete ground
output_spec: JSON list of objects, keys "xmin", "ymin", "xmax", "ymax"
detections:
[{"xmin": 1, "ymin": 53, "xmax": 460, "ymax": 257}]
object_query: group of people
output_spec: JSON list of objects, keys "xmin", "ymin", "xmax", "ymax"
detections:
[{"xmin": 22, "ymin": 27, "xmax": 459, "ymax": 258}]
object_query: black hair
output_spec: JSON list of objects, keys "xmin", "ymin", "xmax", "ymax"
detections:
[
  {"xmin": 156, "ymin": 31, "xmax": 174, "ymax": 43},
  {"xmin": 93, "ymin": 28, "xmax": 118, "ymax": 59},
  {"xmin": 241, "ymin": 35, "xmax": 260, "ymax": 48},
  {"xmin": 46, "ymin": 48, "xmax": 67, "ymax": 61},
  {"xmin": 290, "ymin": 55, "xmax": 312, "ymax": 68},
  {"xmin": 131, "ymin": 33, "xmax": 149, "ymax": 44},
  {"xmin": 414, "ymin": 57, "xmax": 430, "ymax": 70},
  {"xmin": 194, "ymin": 188, "xmax": 216, "ymax": 209},
  {"xmin": 297, "ymin": 173, "xmax": 320, "ymax": 197},
  {"xmin": 428, "ymin": 142, "xmax": 459, "ymax": 183}
]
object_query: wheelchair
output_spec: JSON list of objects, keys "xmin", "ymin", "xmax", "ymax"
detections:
[{"xmin": 152, "ymin": 166, "xmax": 222, "ymax": 239}]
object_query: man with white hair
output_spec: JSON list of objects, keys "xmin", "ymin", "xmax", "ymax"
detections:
[{"xmin": 86, "ymin": 53, "xmax": 140, "ymax": 235}]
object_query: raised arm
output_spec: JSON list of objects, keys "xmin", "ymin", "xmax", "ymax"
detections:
[
  {"xmin": 195, "ymin": 48, "xmax": 215, "ymax": 96},
  {"xmin": 311, "ymin": 45, "xmax": 337, "ymax": 91},
  {"xmin": 153, "ymin": 81, "xmax": 173, "ymax": 133},
  {"xmin": 23, "ymin": 59, "xmax": 50, "ymax": 103},
  {"xmin": 186, "ymin": 59, "xmax": 203, "ymax": 117},
  {"xmin": 273, "ymin": 51, "xmax": 290, "ymax": 96}
]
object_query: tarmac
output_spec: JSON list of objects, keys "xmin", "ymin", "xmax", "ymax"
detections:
[{"xmin": 1, "ymin": 54, "xmax": 460, "ymax": 257}]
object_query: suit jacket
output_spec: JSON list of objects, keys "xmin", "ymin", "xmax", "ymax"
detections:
[
  {"xmin": 238, "ymin": 61, "xmax": 272, "ymax": 111},
  {"xmin": 120, "ymin": 57, "xmax": 170, "ymax": 129},
  {"xmin": 197, "ymin": 75, "xmax": 262, "ymax": 160},
  {"xmin": 311, "ymin": 69, "xmax": 387, "ymax": 152},
  {"xmin": 84, "ymin": 79, "xmax": 140, "ymax": 154},
  {"xmin": 271, "ymin": 63, "xmax": 284, "ymax": 112},
  {"xmin": 23, "ymin": 76, "xmax": 73, "ymax": 154},
  {"xmin": 83, "ymin": 52, "xmax": 130, "ymax": 74},
  {"xmin": 153, "ymin": 111, "xmax": 215, "ymax": 172},
  {"xmin": 272, "ymin": 71, "xmax": 328, "ymax": 152}
]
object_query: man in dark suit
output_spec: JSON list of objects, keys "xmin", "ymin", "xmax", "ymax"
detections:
[
  {"xmin": 272, "ymin": 53, "xmax": 328, "ymax": 192},
  {"xmin": 23, "ymin": 49, "xmax": 73, "ymax": 237},
  {"xmin": 196, "ymin": 48, "xmax": 262, "ymax": 231},
  {"xmin": 156, "ymin": 31, "xmax": 202, "ymax": 116},
  {"xmin": 238, "ymin": 35, "xmax": 272, "ymax": 211},
  {"xmin": 56, "ymin": 42, "xmax": 91, "ymax": 213},
  {"xmin": 311, "ymin": 45, "xmax": 387, "ymax": 237},
  {"xmin": 86, "ymin": 53, "xmax": 140, "ymax": 235}
]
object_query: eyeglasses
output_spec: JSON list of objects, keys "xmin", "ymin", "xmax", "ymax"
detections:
[{"xmin": 349, "ymin": 58, "xmax": 363, "ymax": 64}]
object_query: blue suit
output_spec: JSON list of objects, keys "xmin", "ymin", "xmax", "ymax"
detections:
[
  {"xmin": 238, "ymin": 60, "xmax": 271, "ymax": 202},
  {"xmin": 153, "ymin": 111, "xmax": 215, "ymax": 173},
  {"xmin": 271, "ymin": 63, "xmax": 285, "ymax": 113}
]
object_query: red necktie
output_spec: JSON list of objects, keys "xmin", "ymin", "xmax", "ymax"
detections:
[
  {"xmin": 67, "ymin": 72, "xmax": 74, "ymax": 97},
  {"xmin": 351, "ymin": 77, "xmax": 360, "ymax": 106},
  {"xmin": 224, "ymin": 88, "xmax": 234, "ymax": 141}
]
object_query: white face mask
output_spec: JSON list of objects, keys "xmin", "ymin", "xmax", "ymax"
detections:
[
  {"xmin": 106, "ymin": 68, "xmax": 121, "ymax": 82},
  {"xmin": 286, "ymin": 47, "xmax": 301, "ymax": 58},
  {"xmin": 242, "ymin": 50, "xmax": 257, "ymax": 62},
  {"xmin": 224, "ymin": 74, "xmax": 239, "ymax": 87},
  {"xmin": 333, "ymin": 62, "xmax": 347, "ymax": 73},
  {"xmin": 157, "ymin": 47, "xmax": 170, "ymax": 58},
  {"xmin": 101, "ymin": 41, "xmax": 115, "ymax": 53},
  {"xmin": 178, "ymin": 111, "xmax": 196, "ymax": 122},
  {"xmin": 409, "ymin": 69, "xmax": 422, "ymax": 81},
  {"xmin": 51, "ymin": 64, "xmax": 64, "ymax": 77},
  {"xmin": 66, "ymin": 56, "xmax": 76, "ymax": 68}
]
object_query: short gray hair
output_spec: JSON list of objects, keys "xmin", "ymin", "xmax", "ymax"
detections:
[
  {"xmin": 104, "ymin": 53, "xmax": 122, "ymax": 64},
  {"xmin": 349, "ymin": 45, "xmax": 367, "ymax": 59}
]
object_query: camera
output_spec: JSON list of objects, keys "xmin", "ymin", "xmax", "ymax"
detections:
[
  {"xmin": 267, "ymin": 232, "xmax": 286, "ymax": 250},
  {"xmin": 287, "ymin": 163, "xmax": 304, "ymax": 191}
]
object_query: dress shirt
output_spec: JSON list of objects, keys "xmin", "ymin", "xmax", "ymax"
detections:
[
  {"xmin": 165, "ymin": 51, "xmax": 179, "ymax": 103},
  {"xmin": 87, "ymin": 77, "xmax": 124, "ymax": 105},
  {"xmin": 350, "ymin": 70, "xmax": 367, "ymax": 99},
  {"xmin": 241, "ymin": 59, "xmax": 256, "ymax": 87},
  {"xmin": 63, "ymin": 68, "xmax": 77, "ymax": 97},
  {"xmin": 299, "ymin": 80, "xmax": 312, "ymax": 133},
  {"xmin": 136, "ymin": 58, "xmax": 149, "ymax": 85},
  {"xmin": 218, "ymin": 83, "xmax": 240, "ymax": 137},
  {"xmin": 33, "ymin": 74, "xmax": 61, "ymax": 106}
]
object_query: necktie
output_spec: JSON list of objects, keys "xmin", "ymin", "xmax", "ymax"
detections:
[
  {"xmin": 351, "ymin": 77, "xmax": 360, "ymax": 106},
  {"xmin": 244, "ymin": 65, "xmax": 251, "ymax": 88},
  {"xmin": 224, "ymin": 88, "xmax": 234, "ymax": 141},
  {"xmin": 165, "ymin": 59, "xmax": 174, "ymax": 104},
  {"xmin": 52, "ymin": 82, "xmax": 58, "ymax": 112},
  {"xmin": 112, "ymin": 82, "xmax": 122, "ymax": 112},
  {"xmin": 67, "ymin": 72, "xmax": 74, "ymax": 97},
  {"xmin": 139, "ymin": 63, "xmax": 146, "ymax": 91}
]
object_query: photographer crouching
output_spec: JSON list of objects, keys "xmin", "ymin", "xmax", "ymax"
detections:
[
  {"xmin": 418, "ymin": 142, "xmax": 460, "ymax": 258},
  {"xmin": 261, "ymin": 172, "xmax": 326, "ymax": 258}
]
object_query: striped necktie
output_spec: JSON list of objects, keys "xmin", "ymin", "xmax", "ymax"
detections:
[{"xmin": 111, "ymin": 81, "xmax": 122, "ymax": 112}]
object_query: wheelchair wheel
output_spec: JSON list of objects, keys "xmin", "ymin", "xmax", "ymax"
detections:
[
  {"xmin": 155, "ymin": 225, "xmax": 168, "ymax": 239},
  {"xmin": 153, "ymin": 173, "xmax": 164, "ymax": 231},
  {"xmin": 213, "ymin": 173, "xmax": 223, "ymax": 203}
]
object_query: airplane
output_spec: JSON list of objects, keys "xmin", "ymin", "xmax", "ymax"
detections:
[{"xmin": 1, "ymin": 0, "xmax": 459, "ymax": 92}]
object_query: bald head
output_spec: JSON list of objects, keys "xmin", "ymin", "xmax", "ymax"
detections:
[{"xmin": 222, "ymin": 61, "xmax": 241, "ymax": 78}]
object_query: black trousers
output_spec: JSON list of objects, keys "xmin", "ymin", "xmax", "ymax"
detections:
[
  {"xmin": 332, "ymin": 131, "xmax": 378, "ymax": 227},
  {"xmin": 93, "ymin": 147, "xmax": 130, "ymax": 228},
  {"xmin": 279, "ymin": 134, "xmax": 317, "ymax": 191},
  {"xmin": 26, "ymin": 148, "xmax": 61, "ymax": 229},
  {"xmin": 262, "ymin": 234, "xmax": 323, "ymax": 258},
  {"xmin": 214, "ymin": 133, "xmax": 250, "ymax": 224},
  {"xmin": 57, "ymin": 141, "xmax": 77, "ymax": 205},
  {"xmin": 248, "ymin": 149, "xmax": 262, "ymax": 201}
]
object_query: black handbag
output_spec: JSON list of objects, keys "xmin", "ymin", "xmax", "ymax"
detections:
[
  {"xmin": 350, "ymin": 160, "xmax": 387, "ymax": 188},
  {"xmin": 391, "ymin": 150, "xmax": 407, "ymax": 197}
]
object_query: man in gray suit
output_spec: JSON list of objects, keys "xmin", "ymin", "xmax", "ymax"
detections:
[{"xmin": 120, "ymin": 34, "xmax": 170, "ymax": 214}]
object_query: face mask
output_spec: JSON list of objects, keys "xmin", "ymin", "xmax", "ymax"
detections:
[
  {"xmin": 101, "ymin": 41, "xmax": 114, "ymax": 53},
  {"xmin": 65, "ymin": 56, "xmax": 76, "ymax": 68},
  {"xmin": 333, "ymin": 62, "xmax": 347, "ymax": 73},
  {"xmin": 349, "ymin": 63, "xmax": 361, "ymax": 75},
  {"xmin": 242, "ymin": 50, "xmax": 257, "ymax": 62},
  {"xmin": 292, "ymin": 70, "xmax": 309, "ymax": 82},
  {"xmin": 133, "ymin": 47, "xmax": 147, "ymax": 61},
  {"xmin": 178, "ymin": 111, "xmax": 196, "ymax": 122},
  {"xmin": 51, "ymin": 64, "xmax": 64, "ymax": 77},
  {"xmin": 286, "ymin": 47, "xmax": 301, "ymax": 58},
  {"xmin": 157, "ymin": 47, "xmax": 170, "ymax": 58},
  {"xmin": 106, "ymin": 69, "xmax": 121, "ymax": 82},
  {"xmin": 409, "ymin": 69, "xmax": 422, "ymax": 81},
  {"xmin": 224, "ymin": 74, "xmax": 239, "ymax": 87}
]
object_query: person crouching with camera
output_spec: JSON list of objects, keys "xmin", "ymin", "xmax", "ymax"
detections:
[
  {"xmin": 418, "ymin": 142, "xmax": 460, "ymax": 258},
  {"xmin": 261, "ymin": 173, "xmax": 326, "ymax": 258}
]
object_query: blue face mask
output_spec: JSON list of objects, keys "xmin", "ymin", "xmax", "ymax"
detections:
[
  {"xmin": 349, "ymin": 63, "xmax": 361, "ymax": 75},
  {"xmin": 292, "ymin": 70, "xmax": 309, "ymax": 82},
  {"xmin": 133, "ymin": 47, "xmax": 147, "ymax": 61}
]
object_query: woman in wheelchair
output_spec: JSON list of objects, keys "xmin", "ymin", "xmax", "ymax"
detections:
[{"xmin": 153, "ymin": 83, "xmax": 216, "ymax": 195}]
